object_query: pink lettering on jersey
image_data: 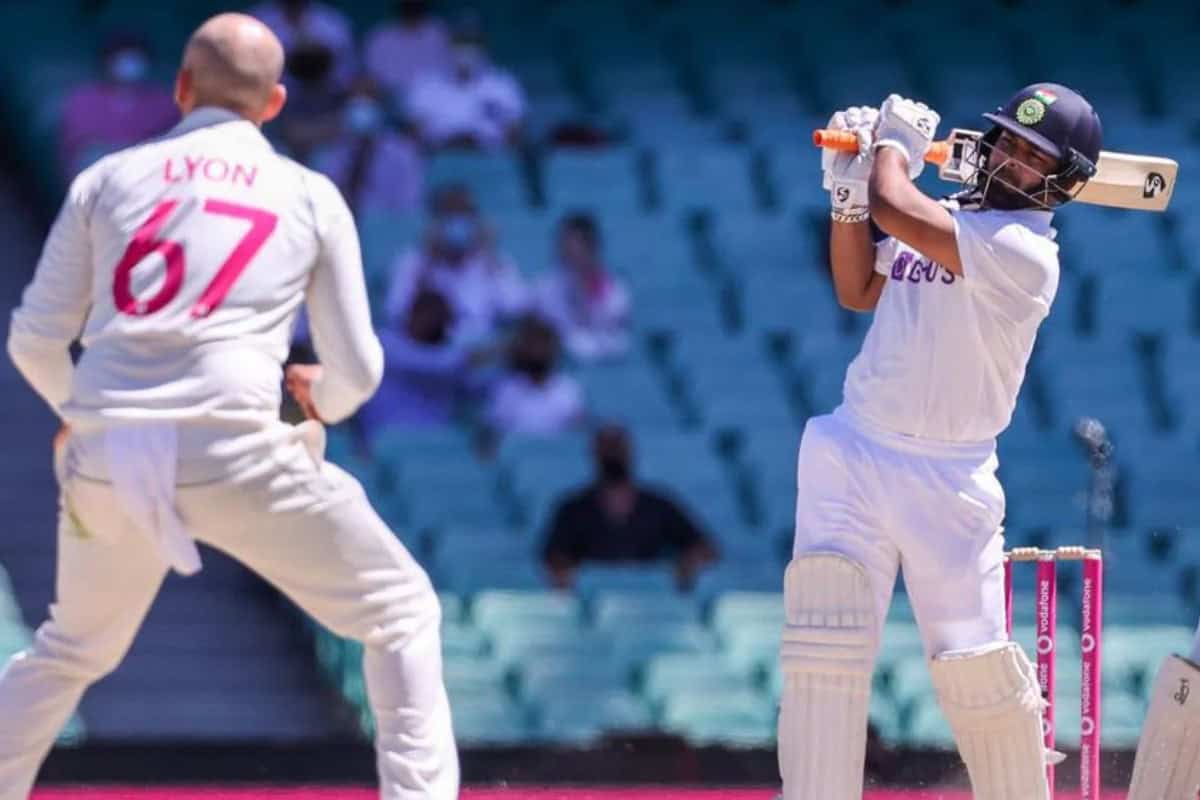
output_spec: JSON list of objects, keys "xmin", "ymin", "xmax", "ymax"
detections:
[
  {"xmin": 184, "ymin": 155, "xmax": 204, "ymax": 180},
  {"xmin": 162, "ymin": 157, "xmax": 258, "ymax": 188},
  {"xmin": 231, "ymin": 163, "xmax": 258, "ymax": 187},
  {"xmin": 202, "ymin": 158, "xmax": 229, "ymax": 182}
]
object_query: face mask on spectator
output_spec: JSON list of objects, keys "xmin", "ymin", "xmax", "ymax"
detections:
[
  {"xmin": 287, "ymin": 44, "xmax": 334, "ymax": 84},
  {"xmin": 108, "ymin": 49, "xmax": 149, "ymax": 83},
  {"xmin": 598, "ymin": 455, "xmax": 631, "ymax": 483},
  {"xmin": 452, "ymin": 45, "xmax": 485, "ymax": 78},
  {"xmin": 345, "ymin": 98, "xmax": 383, "ymax": 135},
  {"xmin": 513, "ymin": 353, "xmax": 552, "ymax": 382},
  {"xmin": 438, "ymin": 214, "xmax": 477, "ymax": 252}
]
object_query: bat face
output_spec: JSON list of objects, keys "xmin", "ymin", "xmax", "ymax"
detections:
[
  {"xmin": 936, "ymin": 128, "xmax": 1178, "ymax": 212},
  {"xmin": 1076, "ymin": 152, "xmax": 1177, "ymax": 212}
]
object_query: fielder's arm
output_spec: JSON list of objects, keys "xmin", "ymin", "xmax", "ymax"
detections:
[
  {"xmin": 868, "ymin": 149, "xmax": 963, "ymax": 275},
  {"xmin": 8, "ymin": 172, "xmax": 95, "ymax": 416},
  {"xmin": 303, "ymin": 173, "xmax": 384, "ymax": 423}
]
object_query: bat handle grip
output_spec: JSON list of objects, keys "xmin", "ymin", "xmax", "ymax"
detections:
[{"xmin": 813, "ymin": 129, "xmax": 951, "ymax": 165}]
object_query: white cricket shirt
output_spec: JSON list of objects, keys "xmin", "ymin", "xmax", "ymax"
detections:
[
  {"xmin": 9, "ymin": 107, "xmax": 384, "ymax": 432},
  {"xmin": 840, "ymin": 203, "xmax": 1060, "ymax": 445}
]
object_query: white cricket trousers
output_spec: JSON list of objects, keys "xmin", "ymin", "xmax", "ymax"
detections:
[
  {"xmin": 0, "ymin": 422, "xmax": 459, "ymax": 799},
  {"xmin": 792, "ymin": 408, "xmax": 1009, "ymax": 658}
]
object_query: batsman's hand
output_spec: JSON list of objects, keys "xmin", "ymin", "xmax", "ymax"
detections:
[
  {"xmin": 873, "ymin": 94, "xmax": 940, "ymax": 180},
  {"xmin": 285, "ymin": 364, "xmax": 325, "ymax": 423},
  {"xmin": 822, "ymin": 106, "xmax": 877, "ymax": 223}
]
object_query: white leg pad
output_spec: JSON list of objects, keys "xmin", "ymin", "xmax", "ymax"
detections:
[
  {"xmin": 1128, "ymin": 654, "xmax": 1200, "ymax": 800},
  {"xmin": 777, "ymin": 552, "xmax": 876, "ymax": 800},
  {"xmin": 930, "ymin": 642, "xmax": 1052, "ymax": 800}
]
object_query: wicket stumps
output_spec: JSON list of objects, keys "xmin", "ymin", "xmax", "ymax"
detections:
[{"xmin": 1003, "ymin": 546, "xmax": 1104, "ymax": 799}]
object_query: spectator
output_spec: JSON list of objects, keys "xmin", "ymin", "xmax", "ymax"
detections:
[
  {"xmin": 535, "ymin": 212, "xmax": 631, "ymax": 362},
  {"xmin": 59, "ymin": 34, "xmax": 178, "ymax": 179},
  {"xmin": 251, "ymin": 0, "xmax": 356, "ymax": 88},
  {"xmin": 405, "ymin": 13, "xmax": 525, "ymax": 150},
  {"xmin": 359, "ymin": 289, "xmax": 483, "ymax": 435},
  {"xmin": 484, "ymin": 315, "xmax": 585, "ymax": 437},
  {"xmin": 310, "ymin": 79, "xmax": 424, "ymax": 216},
  {"xmin": 541, "ymin": 424, "xmax": 719, "ymax": 590},
  {"xmin": 384, "ymin": 183, "xmax": 529, "ymax": 344},
  {"xmin": 271, "ymin": 40, "xmax": 344, "ymax": 161},
  {"xmin": 364, "ymin": 0, "xmax": 452, "ymax": 106}
]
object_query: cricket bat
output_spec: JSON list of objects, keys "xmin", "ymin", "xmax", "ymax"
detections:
[{"xmin": 813, "ymin": 128, "xmax": 1178, "ymax": 212}]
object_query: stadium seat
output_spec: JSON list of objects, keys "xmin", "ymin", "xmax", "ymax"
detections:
[
  {"xmin": 611, "ymin": 623, "xmax": 719, "ymax": 674},
  {"xmin": 443, "ymin": 657, "xmax": 508, "ymax": 697},
  {"xmin": 694, "ymin": 563, "xmax": 784, "ymax": 600},
  {"xmin": 440, "ymin": 621, "xmax": 490, "ymax": 660},
  {"xmin": 574, "ymin": 564, "xmax": 679, "ymax": 598},
  {"xmin": 472, "ymin": 589, "xmax": 583, "ymax": 634},
  {"xmin": 641, "ymin": 652, "xmax": 752, "ymax": 708},
  {"xmin": 533, "ymin": 689, "xmax": 654, "ymax": 743},
  {"xmin": 452, "ymin": 695, "xmax": 535, "ymax": 745},
  {"xmin": 905, "ymin": 696, "xmax": 955, "ymax": 749},
  {"xmin": 719, "ymin": 621, "xmax": 781, "ymax": 676},
  {"xmin": 659, "ymin": 687, "xmax": 775, "ymax": 746},
  {"xmin": 1104, "ymin": 625, "xmax": 1193, "ymax": 696},
  {"xmin": 435, "ymin": 557, "xmax": 547, "ymax": 595},
  {"xmin": 490, "ymin": 628, "xmax": 611, "ymax": 671},
  {"xmin": 518, "ymin": 656, "xmax": 630, "ymax": 705},
  {"xmin": 591, "ymin": 590, "xmax": 700, "ymax": 630},
  {"xmin": 710, "ymin": 591, "xmax": 784, "ymax": 636}
]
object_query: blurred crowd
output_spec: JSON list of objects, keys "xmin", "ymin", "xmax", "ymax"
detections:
[{"xmin": 56, "ymin": 0, "xmax": 719, "ymax": 586}]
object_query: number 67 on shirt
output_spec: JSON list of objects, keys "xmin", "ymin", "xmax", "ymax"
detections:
[{"xmin": 112, "ymin": 198, "xmax": 278, "ymax": 318}]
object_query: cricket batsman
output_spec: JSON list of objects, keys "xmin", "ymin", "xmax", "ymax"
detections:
[
  {"xmin": 778, "ymin": 83, "xmax": 1102, "ymax": 799},
  {"xmin": 0, "ymin": 13, "xmax": 457, "ymax": 799}
]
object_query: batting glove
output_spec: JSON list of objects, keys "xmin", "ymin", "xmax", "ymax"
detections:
[
  {"xmin": 822, "ymin": 106, "xmax": 877, "ymax": 223},
  {"xmin": 873, "ymin": 94, "xmax": 940, "ymax": 180}
]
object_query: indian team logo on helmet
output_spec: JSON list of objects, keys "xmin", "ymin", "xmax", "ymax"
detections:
[{"xmin": 1016, "ymin": 98, "xmax": 1047, "ymax": 126}]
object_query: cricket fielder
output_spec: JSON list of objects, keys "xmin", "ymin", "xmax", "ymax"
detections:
[
  {"xmin": 778, "ymin": 83, "xmax": 1102, "ymax": 800},
  {"xmin": 0, "ymin": 13, "xmax": 457, "ymax": 799}
]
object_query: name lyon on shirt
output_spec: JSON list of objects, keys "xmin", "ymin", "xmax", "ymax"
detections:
[
  {"xmin": 890, "ymin": 251, "xmax": 956, "ymax": 285},
  {"xmin": 164, "ymin": 156, "xmax": 258, "ymax": 188}
]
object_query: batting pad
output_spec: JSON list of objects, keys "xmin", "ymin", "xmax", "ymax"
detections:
[
  {"xmin": 777, "ymin": 552, "xmax": 876, "ymax": 800},
  {"xmin": 930, "ymin": 642, "xmax": 1053, "ymax": 800},
  {"xmin": 1128, "ymin": 654, "xmax": 1200, "ymax": 800}
]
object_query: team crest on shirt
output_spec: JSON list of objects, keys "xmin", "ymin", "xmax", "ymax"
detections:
[{"xmin": 889, "ymin": 251, "xmax": 956, "ymax": 285}]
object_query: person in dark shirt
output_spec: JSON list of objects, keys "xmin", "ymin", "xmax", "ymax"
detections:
[{"xmin": 541, "ymin": 424, "xmax": 719, "ymax": 590}]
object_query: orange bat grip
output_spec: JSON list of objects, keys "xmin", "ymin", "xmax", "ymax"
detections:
[{"xmin": 813, "ymin": 129, "xmax": 950, "ymax": 165}]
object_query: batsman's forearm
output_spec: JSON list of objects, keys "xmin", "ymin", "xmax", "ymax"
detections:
[{"xmin": 829, "ymin": 220, "xmax": 882, "ymax": 311}]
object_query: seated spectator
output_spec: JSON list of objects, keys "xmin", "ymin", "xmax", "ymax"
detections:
[
  {"xmin": 359, "ymin": 289, "xmax": 484, "ymax": 435},
  {"xmin": 310, "ymin": 80, "xmax": 424, "ymax": 216},
  {"xmin": 541, "ymin": 424, "xmax": 719, "ymax": 590},
  {"xmin": 484, "ymin": 315, "xmax": 585, "ymax": 437},
  {"xmin": 405, "ymin": 14, "xmax": 525, "ymax": 150},
  {"xmin": 384, "ymin": 183, "xmax": 528, "ymax": 344},
  {"xmin": 365, "ymin": 0, "xmax": 452, "ymax": 106},
  {"xmin": 251, "ymin": 0, "xmax": 356, "ymax": 88},
  {"xmin": 535, "ymin": 212, "xmax": 631, "ymax": 362},
  {"xmin": 271, "ymin": 41, "xmax": 345, "ymax": 162},
  {"xmin": 59, "ymin": 33, "xmax": 178, "ymax": 179}
]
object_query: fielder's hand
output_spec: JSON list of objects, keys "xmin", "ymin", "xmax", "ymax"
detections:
[
  {"xmin": 285, "ymin": 364, "xmax": 325, "ymax": 423},
  {"xmin": 822, "ymin": 106, "xmax": 877, "ymax": 223},
  {"xmin": 873, "ymin": 94, "xmax": 940, "ymax": 180}
]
